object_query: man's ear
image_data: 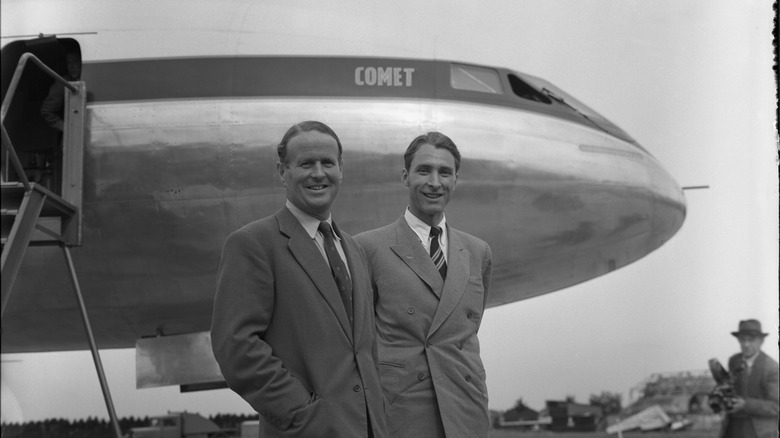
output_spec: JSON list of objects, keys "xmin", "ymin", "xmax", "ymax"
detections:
[
  {"xmin": 277, "ymin": 161, "xmax": 286, "ymax": 186},
  {"xmin": 401, "ymin": 168, "xmax": 409, "ymax": 186}
]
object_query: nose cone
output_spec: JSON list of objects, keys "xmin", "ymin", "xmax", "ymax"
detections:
[
  {"xmin": 646, "ymin": 155, "xmax": 686, "ymax": 253},
  {"xmin": 458, "ymin": 137, "xmax": 688, "ymax": 307}
]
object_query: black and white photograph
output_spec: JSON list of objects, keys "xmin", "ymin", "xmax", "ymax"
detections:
[{"xmin": 2, "ymin": 1, "xmax": 777, "ymax": 437}]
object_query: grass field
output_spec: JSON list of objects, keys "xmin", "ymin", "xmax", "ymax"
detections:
[{"xmin": 490, "ymin": 430, "xmax": 718, "ymax": 438}]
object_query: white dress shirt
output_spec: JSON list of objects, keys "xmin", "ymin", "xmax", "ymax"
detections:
[
  {"xmin": 286, "ymin": 200, "xmax": 350, "ymax": 276},
  {"xmin": 743, "ymin": 352, "xmax": 759, "ymax": 375},
  {"xmin": 403, "ymin": 208, "xmax": 448, "ymax": 263}
]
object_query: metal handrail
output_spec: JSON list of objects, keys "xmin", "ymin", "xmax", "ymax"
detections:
[
  {"xmin": 1, "ymin": 123, "xmax": 30, "ymax": 188},
  {"xmin": 1, "ymin": 52, "xmax": 79, "ymax": 188},
  {"xmin": 1, "ymin": 52, "xmax": 78, "ymax": 121}
]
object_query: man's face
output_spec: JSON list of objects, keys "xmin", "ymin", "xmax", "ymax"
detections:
[
  {"xmin": 65, "ymin": 53, "xmax": 81, "ymax": 80},
  {"xmin": 277, "ymin": 130, "xmax": 342, "ymax": 220},
  {"xmin": 738, "ymin": 335, "xmax": 763, "ymax": 358},
  {"xmin": 402, "ymin": 143, "xmax": 457, "ymax": 226}
]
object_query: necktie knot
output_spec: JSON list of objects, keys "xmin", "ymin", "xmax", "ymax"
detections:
[
  {"xmin": 318, "ymin": 221, "xmax": 334, "ymax": 237},
  {"xmin": 430, "ymin": 226, "xmax": 441, "ymax": 238}
]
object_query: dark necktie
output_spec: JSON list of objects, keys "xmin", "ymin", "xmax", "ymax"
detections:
[
  {"xmin": 318, "ymin": 222, "xmax": 353, "ymax": 324},
  {"xmin": 732, "ymin": 358, "xmax": 748, "ymax": 396},
  {"xmin": 430, "ymin": 226, "xmax": 447, "ymax": 280}
]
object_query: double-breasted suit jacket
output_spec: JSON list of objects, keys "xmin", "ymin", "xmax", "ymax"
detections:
[
  {"xmin": 356, "ymin": 216, "xmax": 493, "ymax": 438},
  {"xmin": 211, "ymin": 207, "xmax": 387, "ymax": 438},
  {"xmin": 719, "ymin": 351, "xmax": 779, "ymax": 438}
]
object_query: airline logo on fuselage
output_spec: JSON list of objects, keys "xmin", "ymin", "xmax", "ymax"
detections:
[{"xmin": 355, "ymin": 66, "xmax": 415, "ymax": 87}]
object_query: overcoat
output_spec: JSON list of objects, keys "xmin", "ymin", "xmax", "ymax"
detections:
[
  {"xmin": 719, "ymin": 351, "xmax": 779, "ymax": 438},
  {"xmin": 356, "ymin": 216, "xmax": 493, "ymax": 438},
  {"xmin": 211, "ymin": 207, "xmax": 387, "ymax": 438}
]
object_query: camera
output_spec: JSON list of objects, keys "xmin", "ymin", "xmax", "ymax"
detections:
[{"xmin": 707, "ymin": 358, "xmax": 742, "ymax": 413}]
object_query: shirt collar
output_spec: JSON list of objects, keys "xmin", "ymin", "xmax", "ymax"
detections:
[
  {"xmin": 286, "ymin": 200, "xmax": 339, "ymax": 240},
  {"xmin": 743, "ymin": 351, "xmax": 760, "ymax": 367},
  {"xmin": 403, "ymin": 207, "xmax": 446, "ymax": 242}
]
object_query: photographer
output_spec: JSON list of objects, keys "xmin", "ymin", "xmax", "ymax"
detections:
[{"xmin": 717, "ymin": 319, "xmax": 778, "ymax": 438}]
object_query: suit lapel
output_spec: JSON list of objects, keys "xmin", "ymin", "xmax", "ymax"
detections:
[
  {"xmin": 277, "ymin": 208, "xmax": 353, "ymax": 344},
  {"xmin": 427, "ymin": 228, "xmax": 470, "ymax": 338},
  {"xmin": 390, "ymin": 217, "xmax": 444, "ymax": 297},
  {"xmin": 336, "ymin": 223, "xmax": 365, "ymax": 347},
  {"xmin": 746, "ymin": 352, "xmax": 765, "ymax": 393}
]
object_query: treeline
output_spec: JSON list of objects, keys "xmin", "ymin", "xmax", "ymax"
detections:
[{"xmin": 1, "ymin": 413, "xmax": 258, "ymax": 438}]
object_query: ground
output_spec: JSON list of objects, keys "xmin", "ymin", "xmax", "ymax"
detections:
[{"xmin": 490, "ymin": 430, "xmax": 717, "ymax": 438}]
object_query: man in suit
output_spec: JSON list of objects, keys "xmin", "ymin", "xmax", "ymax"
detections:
[
  {"xmin": 211, "ymin": 121, "xmax": 387, "ymax": 438},
  {"xmin": 355, "ymin": 132, "xmax": 493, "ymax": 438},
  {"xmin": 719, "ymin": 319, "xmax": 779, "ymax": 438}
]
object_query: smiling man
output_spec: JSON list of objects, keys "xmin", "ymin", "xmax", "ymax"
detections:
[
  {"xmin": 211, "ymin": 121, "xmax": 387, "ymax": 438},
  {"xmin": 356, "ymin": 132, "xmax": 493, "ymax": 438}
]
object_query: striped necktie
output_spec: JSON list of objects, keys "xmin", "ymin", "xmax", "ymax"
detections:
[
  {"xmin": 318, "ymin": 221, "xmax": 353, "ymax": 325},
  {"xmin": 429, "ymin": 226, "xmax": 447, "ymax": 280}
]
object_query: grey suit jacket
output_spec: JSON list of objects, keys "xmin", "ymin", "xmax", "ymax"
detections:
[
  {"xmin": 211, "ymin": 207, "xmax": 387, "ymax": 438},
  {"xmin": 719, "ymin": 351, "xmax": 779, "ymax": 438},
  {"xmin": 356, "ymin": 216, "xmax": 493, "ymax": 438}
]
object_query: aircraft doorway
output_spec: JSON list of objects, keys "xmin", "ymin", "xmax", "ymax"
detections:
[{"xmin": 1, "ymin": 36, "xmax": 82, "ymax": 195}]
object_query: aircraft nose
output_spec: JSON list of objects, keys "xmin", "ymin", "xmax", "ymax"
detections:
[{"xmin": 645, "ymin": 155, "xmax": 686, "ymax": 251}]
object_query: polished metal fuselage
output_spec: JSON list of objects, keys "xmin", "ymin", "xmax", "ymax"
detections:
[
  {"xmin": 0, "ymin": 50, "xmax": 686, "ymax": 353},
  {"xmin": 3, "ymin": 94, "xmax": 685, "ymax": 352}
]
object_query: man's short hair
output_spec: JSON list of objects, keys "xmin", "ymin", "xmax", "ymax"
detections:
[
  {"xmin": 277, "ymin": 121, "xmax": 343, "ymax": 164},
  {"xmin": 403, "ymin": 131, "xmax": 461, "ymax": 172}
]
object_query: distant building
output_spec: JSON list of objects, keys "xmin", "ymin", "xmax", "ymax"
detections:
[
  {"xmin": 503, "ymin": 402, "xmax": 539, "ymax": 423},
  {"xmin": 546, "ymin": 400, "xmax": 603, "ymax": 432},
  {"xmin": 496, "ymin": 401, "xmax": 546, "ymax": 430}
]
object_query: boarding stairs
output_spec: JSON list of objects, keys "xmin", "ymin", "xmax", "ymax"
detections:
[
  {"xmin": 1, "ymin": 52, "xmax": 84, "ymax": 314},
  {"xmin": 1, "ymin": 181, "xmax": 80, "ymax": 302},
  {"xmin": 1, "ymin": 52, "xmax": 122, "ymax": 438}
]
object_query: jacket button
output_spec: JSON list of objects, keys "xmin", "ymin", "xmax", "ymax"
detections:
[
  {"xmin": 353, "ymin": 385, "xmax": 362, "ymax": 392},
  {"xmin": 465, "ymin": 375, "xmax": 472, "ymax": 382},
  {"xmin": 457, "ymin": 343, "xmax": 463, "ymax": 350},
  {"xmin": 417, "ymin": 373, "xmax": 425, "ymax": 381},
  {"xmin": 407, "ymin": 307, "xmax": 415, "ymax": 315}
]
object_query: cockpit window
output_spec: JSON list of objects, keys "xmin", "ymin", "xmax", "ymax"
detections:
[
  {"xmin": 508, "ymin": 74, "xmax": 551, "ymax": 104},
  {"xmin": 520, "ymin": 72, "xmax": 636, "ymax": 143},
  {"xmin": 450, "ymin": 64, "xmax": 503, "ymax": 94}
]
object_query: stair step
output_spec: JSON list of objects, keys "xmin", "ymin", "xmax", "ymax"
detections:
[
  {"xmin": 28, "ymin": 240, "xmax": 64, "ymax": 247},
  {"xmin": 0, "ymin": 181, "xmax": 26, "ymax": 189},
  {"xmin": 1, "ymin": 182, "xmax": 76, "ymax": 218}
]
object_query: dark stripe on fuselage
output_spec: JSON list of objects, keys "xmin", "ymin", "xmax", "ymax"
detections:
[{"xmin": 82, "ymin": 56, "xmax": 635, "ymax": 144}]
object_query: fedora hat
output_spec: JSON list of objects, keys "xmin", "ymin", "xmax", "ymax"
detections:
[{"xmin": 731, "ymin": 319, "xmax": 768, "ymax": 338}]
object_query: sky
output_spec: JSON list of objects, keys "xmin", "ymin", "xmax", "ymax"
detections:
[{"xmin": 2, "ymin": 0, "xmax": 778, "ymax": 424}]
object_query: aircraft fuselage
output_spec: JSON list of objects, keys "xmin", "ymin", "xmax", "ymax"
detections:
[{"xmin": 1, "ymin": 54, "xmax": 685, "ymax": 352}]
